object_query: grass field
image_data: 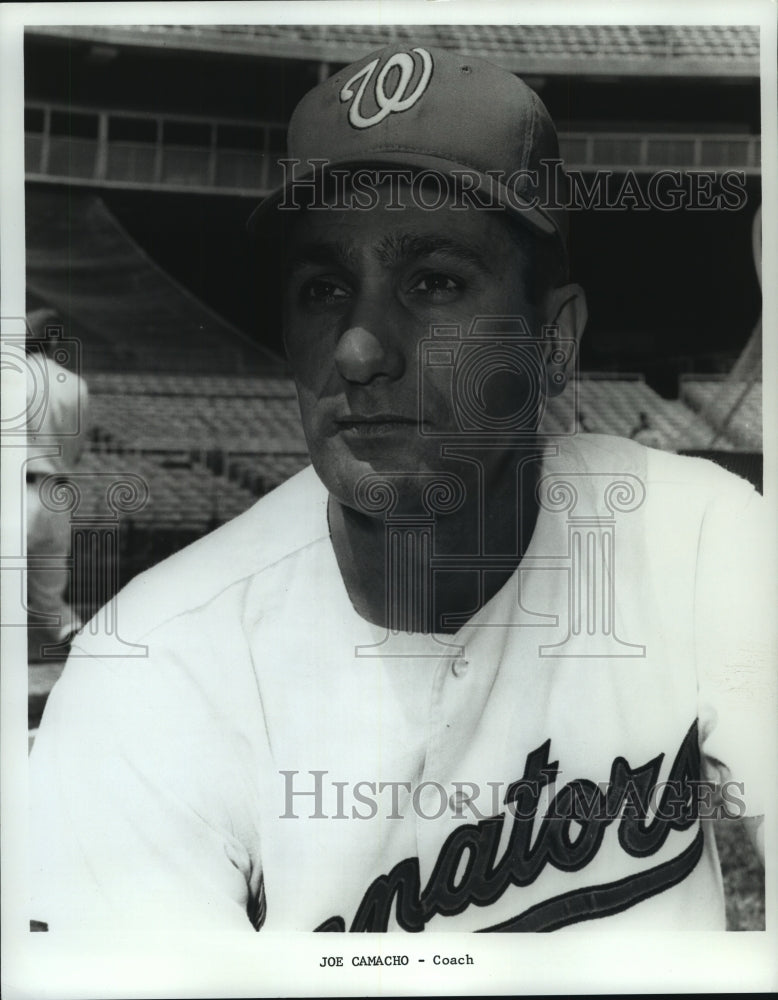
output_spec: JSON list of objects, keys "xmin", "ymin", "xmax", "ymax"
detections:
[{"xmin": 714, "ymin": 818, "xmax": 766, "ymax": 931}]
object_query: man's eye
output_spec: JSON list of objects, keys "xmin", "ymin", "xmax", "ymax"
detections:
[
  {"xmin": 300, "ymin": 278, "xmax": 350, "ymax": 305},
  {"xmin": 409, "ymin": 273, "xmax": 462, "ymax": 299}
]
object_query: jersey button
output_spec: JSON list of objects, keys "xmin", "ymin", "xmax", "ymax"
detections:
[{"xmin": 451, "ymin": 659, "xmax": 469, "ymax": 677}]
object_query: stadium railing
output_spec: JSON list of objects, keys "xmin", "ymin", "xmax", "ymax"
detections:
[{"xmin": 26, "ymin": 100, "xmax": 761, "ymax": 197}]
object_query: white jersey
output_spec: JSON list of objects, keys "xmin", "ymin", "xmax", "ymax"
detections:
[{"xmin": 29, "ymin": 433, "xmax": 773, "ymax": 933}]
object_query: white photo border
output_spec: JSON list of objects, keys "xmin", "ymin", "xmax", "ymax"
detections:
[{"xmin": 2, "ymin": 1, "xmax": 776, "ymax": 996}]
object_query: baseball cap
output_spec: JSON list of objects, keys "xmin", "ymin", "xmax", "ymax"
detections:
[{"xmin": 247, "ymin": 43, "xmax": 568, "ymax": 249}]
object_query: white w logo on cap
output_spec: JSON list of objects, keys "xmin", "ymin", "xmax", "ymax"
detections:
[{"xmin": 340, "ymin": 48, "xmax": 433, "ymax": 129}]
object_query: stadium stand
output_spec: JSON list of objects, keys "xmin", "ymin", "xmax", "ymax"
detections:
[
  {"xmin": 31, "ymin": 24, "xmax": 759, "ymax": 74},
  {"xmin": 227, "ymin": 454, "xmax": 310, "ymax": 494},
  {"xmin": 680, "ymin": 377, "xmax": 762, "ymax": 450},
  {"xmin": 75, "ymin": 451, "xmax": 258, "ymax": 530},
  {"xmin": 554, "ymin": 375, "xmax": 721, "ymax": 449},
  {"xmin": 86, "ymin": 374, "xmax": 304, "ymax": 454},
  {"xmin": 83, "ymin": 371, "xmax": 753, "ymax": 474},
  {"xmin": 86, "ymin": 373, "xmax": 295, "ymax": 395}
]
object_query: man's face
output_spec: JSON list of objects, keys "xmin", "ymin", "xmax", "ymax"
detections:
[{"xmin": 282, "ymin": 181, "xmax": 552, "ymax": 512}]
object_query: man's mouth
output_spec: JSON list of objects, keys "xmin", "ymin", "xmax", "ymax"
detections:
[{"xmin": 335, "ymin": 414, "xmax": 421, "ymax": 436}]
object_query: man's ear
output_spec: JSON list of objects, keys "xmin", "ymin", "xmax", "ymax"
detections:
[
  {"xmin": 280, "ymin": 310, "xmax": 293, "ymax": 363},
  {"xmin": 541, "ymin": 283, "xmax": 587, "ymax": 398}
]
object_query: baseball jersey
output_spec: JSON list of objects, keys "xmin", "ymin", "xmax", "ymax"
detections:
[{"xmin": 29, "ymin": 433, "xmax": 774, "ymax": 933}]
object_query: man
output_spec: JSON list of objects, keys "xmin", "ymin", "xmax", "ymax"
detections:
[
  {"xmin": 24, "ymin": 309, "xmax": 89, "ymax": 661},
  {"xmin": 629, "ymin": 410, "xmax": 672, "ymax": 452},
  {"xmin": 30, "ymin": 45, "xmax": 771, "ymax": 933}
]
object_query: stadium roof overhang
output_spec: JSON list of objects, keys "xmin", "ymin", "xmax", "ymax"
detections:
[{"xmin": 26, "ymin": 25, "xmax": 760, "ymax": 81}]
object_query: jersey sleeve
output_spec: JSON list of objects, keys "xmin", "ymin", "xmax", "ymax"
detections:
[
  {"xmin": 29, "ymin": 644, "xmax": 263, "ymax": 933},
  {"xmin": 694, "ymin": 476, "xmax": 778, "ymax": 818}
]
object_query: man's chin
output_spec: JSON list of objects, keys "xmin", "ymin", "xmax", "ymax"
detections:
[{"xmin": 312, "ymin": 448, "xmax": 465, "ymax": 520}]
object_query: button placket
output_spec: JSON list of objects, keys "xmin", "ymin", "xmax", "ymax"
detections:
[{"xmin": 414, "ymin": 654, "xmax": 459, "ymax": 881}]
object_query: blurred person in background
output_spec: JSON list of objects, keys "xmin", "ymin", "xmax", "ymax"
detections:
[
  {"xmin": 25, "ymin": 308, "xmax": 89, "ymax": 661},
  {"xmin": 629, "ymin": 409, "xmax": 673, "ymax": 451}
]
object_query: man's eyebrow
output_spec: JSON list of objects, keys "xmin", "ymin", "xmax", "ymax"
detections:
[
  {"xmin": 374, "ymin": 232, "xmax": 491, "ymax": 272},
  {"xmin": 285, "ymin": 240, "xmax": 357, "ymax": 273},
  {"xmin": 284, "ymin": 232, "xmax": 492, "ymax": 275}
]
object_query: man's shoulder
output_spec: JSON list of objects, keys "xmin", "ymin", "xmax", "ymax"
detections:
[
  {"xmin": 97, "ymin": 464, "xmax": 326, "ymax": 641},
  {"xmin": 555, "ymin": 432, "xmax": 758, "ymax": 510}
]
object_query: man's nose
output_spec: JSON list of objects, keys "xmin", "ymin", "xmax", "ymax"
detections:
[{"xmin": 333, "ymin": 301, "xmax": 405, "ymax": 385}]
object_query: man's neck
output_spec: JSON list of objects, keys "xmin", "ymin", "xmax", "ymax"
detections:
[{"xmin": 328, "ymin": 453, "xmax": 543, "ymax": 634}]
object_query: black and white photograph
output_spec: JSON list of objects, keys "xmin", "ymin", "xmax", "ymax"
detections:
[{"xmin": 1, "ymin": 2, "xmax": 776, "ymax": 996}]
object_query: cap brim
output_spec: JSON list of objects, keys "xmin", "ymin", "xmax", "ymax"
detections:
[{"xmin": 246, "ymin": 150, "xmax": 563, "ymax": 242}]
